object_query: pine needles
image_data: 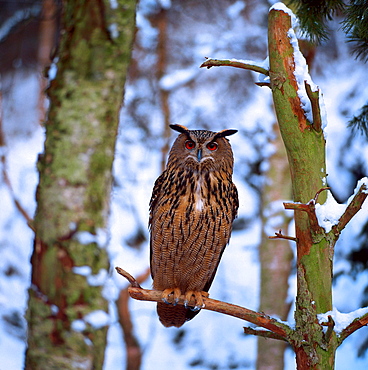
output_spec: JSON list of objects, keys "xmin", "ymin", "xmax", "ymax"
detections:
[
  {"xmin": 288, "ymin": 0, "xmax": 368, "ymax": 62},
  {"xmin": 348, "ymin": 103, "xmax": 368, "ymax": 138},
  {"xmin": 342, "ymin": 0, "xmax": 368, "ymax": 62}
]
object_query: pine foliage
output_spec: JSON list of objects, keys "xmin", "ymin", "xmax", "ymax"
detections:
[
  {"xmin": 288, "ymin": 0, "xmax": 345, "ymax": 42},
  {"xmin": 288, "ymin": 0, "xmax": 368, "ymax": 62},
  {"xmin": 348, "ymin": 103, "xmax": 368, "ymax": 138},
  {"xmin": 342, "ymin": 0, "xmax": 368, "ymax": 62}
]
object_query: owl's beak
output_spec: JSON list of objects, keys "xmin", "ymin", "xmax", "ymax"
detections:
[{"xmin": 197, "ymin": 149, "xmax": 202, "ymax": 162}]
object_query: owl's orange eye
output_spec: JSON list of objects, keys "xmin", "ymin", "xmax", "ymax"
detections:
[
  {"xmin": 185, "ymin": 140, "xmax": 196, "ymax": 150},
  {"xmin": 206, "ymin": 142, "xmax": 218, "ymax": 151}
]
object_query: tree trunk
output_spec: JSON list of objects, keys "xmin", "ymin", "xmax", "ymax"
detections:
[
  {"xmin": 268, "ymin": 7, "xmax": 337, "ymax": 369},
  {"xmin": 257, "ymin": 123, "xmax": 293, "ymax": 370},
  {"xmin": 25, "ymin": 1, "xmax": 137, "ymax": 368}
]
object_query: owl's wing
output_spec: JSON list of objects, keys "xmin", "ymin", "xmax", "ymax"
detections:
[
  {"xmin": 230, "ymin": 181, "xmax": 239, "ymax": 222},
  {"xmin": 149, "ymin": 171, "xmax": 166, "ymax": 229},
  {"xmin": 149, "ymin": 171, "xmax": 167, "ymax": 279},
  {"xmin": 203, "ymin": 181, "xmax": 239, "ymax": 293}
]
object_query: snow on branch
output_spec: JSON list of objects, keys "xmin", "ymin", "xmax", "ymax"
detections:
[
  {"xmin": 282, "ymin": 181, "xmax": 368, "ymax": 243},
  {"xmin": 329, "ymin": 179, "xmax": 368, "ymax": 239},
  {"xmin": 318, "ymin": 307, "xmax": 368, "ymax": 344},
  {"xmin": 115, "ymin": 267, "xmax": 291, "ymax": 340}
]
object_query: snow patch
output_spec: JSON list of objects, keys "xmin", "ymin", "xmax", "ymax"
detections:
[
  {"xmin": 315, "ymin": 177, "xmax": 368, "ymax": 232},
  {"xmin": 315, "ymin": 191, "xmax": 346, "ymax": 233},
  {"xmin": 72, "ymin": 319, "xmax": 86, "ymax": 332},
  {"xmin": 318, "ymin": 307, "xmax": 368, "ymax": 334},
  {"xmin": 84, "ymin": 310, "xmax": 110, "ymax": 329},
  {"xmin": 73, "ymin": 266, "xmax": 92, "ymax": 276},
  {"xmin": 108, "ymin": 23, "xmax": 119, "ymax": 39},
  {"xmin": 73, "ymin": 228, "xmax": 108, "ymax": 248},
  {"xmin": 269, "ymin": 2, "xmax": 297, "ymax": 27}
]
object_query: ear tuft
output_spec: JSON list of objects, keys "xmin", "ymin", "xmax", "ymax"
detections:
[
  {"xmin": 169, "ymin": 124, "xmax": 190, "ymax": 135},
  {"xmin": 214, "ymin": 129, "xmax": 238, "ymax": 139}
]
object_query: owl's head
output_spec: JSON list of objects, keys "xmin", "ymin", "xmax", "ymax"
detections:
[{"xmin": 167, "ymin": 124, "xmax": 237, "ymax": 173}]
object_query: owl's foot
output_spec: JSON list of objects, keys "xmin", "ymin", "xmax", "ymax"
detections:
[
  {"xmin": 161, "ymin": 288, "xmax": 181, "ymax": 306},
  {"xmin": 184, "ymin": 291, "xmax": 209, "ymax": 311}
]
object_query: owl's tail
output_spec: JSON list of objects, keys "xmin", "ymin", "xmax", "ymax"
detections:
[{"xmin": 157, "ymin": 302, "xmax": 199, "ymax": 327}]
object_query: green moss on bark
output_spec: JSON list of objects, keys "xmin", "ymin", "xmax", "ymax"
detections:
[{"xmin": 26, "ymin": 0, "xmax": 137, "ymax": 368}]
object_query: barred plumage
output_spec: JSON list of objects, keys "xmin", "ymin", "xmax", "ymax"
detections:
[{"xmin": 149, "ymin": 124, "xmax": 238, "ymax": 327}]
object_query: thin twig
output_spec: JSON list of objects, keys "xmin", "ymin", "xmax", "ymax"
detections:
[
  {"xmin": 313, "ymin": 187, "xmax": 330, "ymax": 203},
  {"xmin": 284, "ymin": 200, "xmax": 325, "ymax": 241},
  {"xmin": 269, "ymin": 229, "xmax": 298, "ymax": 242},
  {"xmin": 116, "ymin": 268, "xmax": 150, "ymax": 370},
  {"xmin": 321, "ymin": 315, "xmax": 335, "ymax": 344},
  {"xmin": 243, "ymin": 326, "xmax": 288, "ymax": 341},
  {"xmin": 200, "ymin": 58, "xmax": 269, "ymax": 76},
  {"xmin": 115, "ymin": 267, "xmax": 143, "ymax": 289},
  {"xmin": 338, "ymin": 311, "xmax": 368, "ymax": 344},
  {"xmin": 330, "ymin": 183, "xmax": 368, "ymax": 239},
  {"xmin": 304, "ymin": 81, "xmax": 322, "ymax": 132},
  {"xmin": 0, "ymin": 92, "xmax": 34, "ymax": 230}
]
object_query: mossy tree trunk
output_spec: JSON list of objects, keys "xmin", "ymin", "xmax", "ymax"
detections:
[
  {"xmin": 25, "ymin": 1, "xmax": 137, "ymax": 368},
  {"xmin": 268, "ymin": 8, "xmax": 335, "ymax": 369}
]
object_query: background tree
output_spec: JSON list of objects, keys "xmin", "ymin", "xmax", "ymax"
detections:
[{"xmin": 25, "ymin": 0, "xmax": 137, "ymax": 368}]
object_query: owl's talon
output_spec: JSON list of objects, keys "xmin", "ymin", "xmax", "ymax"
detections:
[
  {"xmin": 184, "ymin": 290, "xmax": 207, "ymax": 310},
  {"xmin": 161, "ymin": 288, "xmax": 181, "ymax": 305}
]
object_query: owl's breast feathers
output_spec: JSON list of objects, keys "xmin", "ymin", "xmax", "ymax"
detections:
[{"xmin": 150, "ymin": 166, "xmax": 238, "ymax": 285}]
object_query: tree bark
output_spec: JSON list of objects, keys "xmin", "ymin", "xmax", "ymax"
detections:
[
  {"xmin": 268, "ymin": 7, "xmax": 335, "ymax": 369},
  {"xmin": 25, "ymin": 1, "xmax": 137, "ymax": 368}
]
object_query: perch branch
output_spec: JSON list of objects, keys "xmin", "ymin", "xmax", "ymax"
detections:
[
  {"xmin": 304, "ymin": 81, "xmax": 322, "ymax": 132},
  {"xmin": 115, "ymin": 267, "xmax": 291, "ymax": 340},
  {"xmin": 330, "ymin": 183, "xmax": 368, "ymax": 239},
  {"xmin": 269, "ymin": 229, "xmax": 298, "ymax": 242},
  {"xmin": 243, "ymin": 326, "xmax": 288, "ymax": 341},
  {"xmin": 200, "ymin": 58, "xmax": 269, "ymax": 76},
  {"xmin": 338, "ymin": 311, "xmax": 368, "ymax": 344},
  {"xmin": 115, "ymin": 267, "xmax": 143, "ymax": 288},
  {"xmin": 128, "ymin": 286, "xmax": 290, "ymax": 338}
]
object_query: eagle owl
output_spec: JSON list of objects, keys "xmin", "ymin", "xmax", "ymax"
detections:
[{"xmin": 149, "ymin": 124, "xmax": 238, "ymax": 327}]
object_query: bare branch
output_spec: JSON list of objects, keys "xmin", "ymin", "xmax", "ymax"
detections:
[
  {"xmin": 0, "ymin": 100, "xmax": 34, "ymax": 229},
  {"xmin": 304, "ymin": 81, "xmax": 322, "ymax": 132},
  {"xmin": 115, "ymin": 267, "xmax": 143, "ymax": 288},
  {"xmin": 127, "ymin": 285, "xmax": 291, "ymax": 339},
  {"xmin": 269, "ymin": 229, "xmax": 298, "ymax": 242},
  {"xmin": 321, "ymin": 315, "xmax": 335, "ymax": 344},
  {"xmin": 200, "ymin": 58, "xmax": 269, "ymax": 76},
  {"xmin": 338, "ymin": 311, "xmax": 368, "ymax": 344},
  {"xmin": 284, "ymin": 200, "xmax": 324, "ymax": 241},
  {"xmin": 313, "ymin": 187, "xmax": 330, "ymax": 203},
  {"xmin": 330, "ymin": 183, "xmax": 368, "ymax": 239},
  {"xmin": 116, "ymin": 267, "xmax": 291, "ymax": 339},
  {"xmin": 244, "ymin": 326, "xmax": 288, "ymax": 341},
  {"xmin": 116, "ymin": 268, "xmax": 150, "ymax": 370}
]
